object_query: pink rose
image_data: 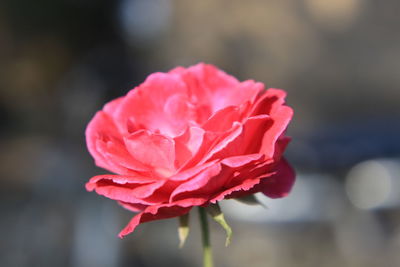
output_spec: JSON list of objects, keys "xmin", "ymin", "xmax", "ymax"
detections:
[{"xmin": 85, "ymin": 63, "xmax": 295, "ymax": 238}]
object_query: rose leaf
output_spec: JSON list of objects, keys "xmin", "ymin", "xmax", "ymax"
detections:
[{"xmin": 234, "ymin": 194, "xmax": 267, "ymax": 208}]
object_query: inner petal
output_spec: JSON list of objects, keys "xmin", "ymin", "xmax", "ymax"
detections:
[
  {"xmin": 114, "ymin": 73, "xmax": 192, "ymax": 137},
  {"xmin": 124, "ymin": 130, "xmax": 176, "ymax": 178}
]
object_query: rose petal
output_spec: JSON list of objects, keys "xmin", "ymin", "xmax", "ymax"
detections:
[
  {"xmin": 199, "ymin": 122, "xmax": 243, "ymax": 163},
  {"xmin": 124, "ymin": 130, "xmax": 176, "ymax": 177},
  {"xmin": 220, "ymin": 153, "xmax": 264, "ymax": 168},
  {"xmin": 170, "ymin": 163, "xmax": 225, "ymax": 201},
  {"xmin": 103, "ymin": 97, "xmax": 124, "ymax": 118},
  {"xmin": 210, "ymin": 160, "xmax": 278, "ymax": 202},
  {"xmin": 202, "ymin": 106, "xmax": 241, "ymax": 132},
  {"xmin": 250, "ymin": 88, "xmax": 287, "ymax": 116},
  {"xmin": 169, "ymin": 160, "xmax": 219, "ymax": 181},
  {"xmin": 162, "ymin": 93, "xmax": 193, "ymax": 136},
  {"xmin": 118, "ymin": 201, "xmax": 147, "ymax": 212},
  {"xmin": 260, "ymin": 105, "xmax": 293, "ymax": 158},
  {"xmin": 259, "ymin": 159, "xmax": 296, "ymax": 198},
  {"xmin": 170, "ymin": 63, "xmax": 238, "ymax": 108},
  {"xmin": 174, "ymin": 126, "xmax": 205, "ymax": 168},
  {"xmin": 272, "ymin": 136, "xmax": 292, "ymax": 161},
  {"xmin": 170, "ymin": 63, "xmax": 262, "ymax": 114},
  {"xmin": 87, "ymin": 174, "xmax": 159, "ymax": 187},
  {"xmin": 114, "ymin": 73, "xmax": 191, "ymax": 137},
  {"xmin": 177, "ymin": 124, "xmax": 241, "ymax": 170},
  {"xmin": 86, "ymin": 174, "xmax": 166, "ymax": 204},
  {"xmin": 95, "ymin": 138, "xmax": 150, "ymax": 173},
  {"xmin": 86, "ymin": 111, "xmax": 127, "ymax": 174},
  {"xmin": 118, "ymin": 199, "xmax": 207, "ymax": 238},
  {"xmin": 210, "ymin": 177, "xmax": 264, "ymax": 203},
  {"xmin": 209, "ymin": 115, "xmax": 271, "ymax": 160}
]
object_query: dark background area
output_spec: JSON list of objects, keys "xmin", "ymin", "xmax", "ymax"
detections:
[{"xmin": 1, "ymin": 1, "xmax": 400, "ymax": 266}]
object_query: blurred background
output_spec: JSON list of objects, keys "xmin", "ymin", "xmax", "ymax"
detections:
[{"xmin": 1, "ymin": 0, "xmax": 400, "ymax": 266}]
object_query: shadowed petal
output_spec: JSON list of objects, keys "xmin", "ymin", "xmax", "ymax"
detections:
[
  {"xmin": 259, "ymin": 159, "xmax": 296, "ymax": 198},
  {"xmin": 250, "ymin": 88, "xmax": 288, "ymax": 116},
  {"xmin": 170, "ymin": 163, "xmax": 225, "ymax": 201},
  {"xmin": 209, "ymin": 115, "xmax": 271, "ymax": 161},
  {"xmin": 169, "ymin": 160, "xmax": 219, "ymax": 181},
  {"xmin": 210, "ymin": 177, "xmax": 264, "ymax": 203}
]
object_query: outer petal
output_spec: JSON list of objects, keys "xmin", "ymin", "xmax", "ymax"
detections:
[
  {"xmin": 118, "ymin": 199, "xmax": 207, "ymax": 238},
  {"xmin": 118, "ymin": 201, "xmax": 147, "ymax": 212},
  {"xmin": 260, "ymin": 105, "xmax": 293, "ymax": 158},
  {"xmin": 250, "ymin": 88, "xmax": 288, "ymax": 116},
  {"xmin": 210, "ymin": 157, "xmax": 276, "ymax": 201},
  {"xmin": 250, "ymin": 88, "xmax": 293, "ymax": 158},
  {"xmin": 86, "ymin": 174, "xmax": 167, "ymax": 205},
  {"xmin": 86, "ymin": 111, "xmax": 129, "ymax": 174},
  {"xmin": 272, "ymin": 136, "xmax": 292, "ymax": 161},
  {"xmin": 86, "ymin": 174, "xmax": 160, "ymax": 188},
  {"xmin": 170, "ymin": 154, "xmax": 264, "ymax": 203},
  {"xmin": 103, "ymin": 97, "xmax": 124, "ymax": 119},
  {"xmin": 95, "ymin": 137, "xmax": 149, "ymax": 173},
  {"xmin": 210, "ymin": 177, "xmax": 264, "ymax": 203},
  {"xmin": 209, "ymin": 115, "xmax": 272, "ymax": 160},
  {"xmin": 259, "ymin": 158, "xmax": 296, "ymax": 198}
]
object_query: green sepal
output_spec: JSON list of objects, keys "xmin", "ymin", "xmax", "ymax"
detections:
[
  {"xmin": 178, "ymin": 213, "xmax": 190, "ymax": 248},
  {"xmin": 234, "ymin": 194, "xmax": 267, "ymax": 208},
  {"xmin": 205, "ymin": 203, "xmax": 232, "ymax": 246}
]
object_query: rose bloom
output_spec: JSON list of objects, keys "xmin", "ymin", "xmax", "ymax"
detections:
[{"xmin": 86, "ymin": 63, "xmax": 295, "ymax": 238}]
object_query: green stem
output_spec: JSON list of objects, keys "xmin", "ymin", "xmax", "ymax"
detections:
[{"xmin": 198, "ymin": 207, "xmax": 213, "ymax": 267}]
